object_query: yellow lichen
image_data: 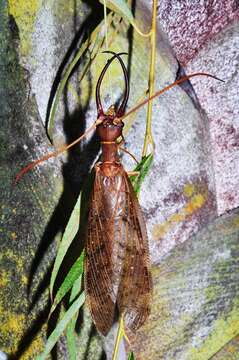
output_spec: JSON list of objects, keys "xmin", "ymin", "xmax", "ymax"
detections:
[
  {"xmin": 184, "ymin": 194, "xmax": 205, "ymax": 214},
  {"xmin": 1, "ymin": 313, "xmax": 25, "ymax": 353},
  {"xmin": 2, "ymin": 313, "xmax": 25, "ymax": 334},
  {"xmin": 152, "ymin": 183, "xmax": 207, "ymax": 239},
  {"xmin": 20, "ymin": 331, "xmax": 44, "ymax": 360},
  {"xmin": 183, "ymin": 183, "xmax": 195, "ymax": 197},
  {"xmin": 8, "ymin": 0, "xmax": 41, "ymax": 56},
  {"xmin": 1, "ymin": 311, "xmax": 45, "ymax": 358},
  {"xmin": 21, "ymin": 275, "xmax": 28, "ymax": 285},
  {"xmin": 0, "ymin": 270, "xmax": 10, "ymax": 287}
]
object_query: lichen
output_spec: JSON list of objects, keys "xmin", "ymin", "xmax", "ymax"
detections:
[
  {"xmin": 1, "ymin": 312, "xmax": 25, "ymax": 353},
  {"xmin": 0, "ymin": 309, "xmax": 45, "ymax": 358},
  {"xmin": 152, "ymin": 183, "xmax": 207, "ymax": 238},
  {"xmin": 1, "ymin": 249, "xmax": 24, "ymax": 271},
  {"xmin": 187, "ymin": 299, "xmax": 239, "ymax": 359},
  {"xmin": 0, "ymin": 270, "xmax": 10, "ymax": 288},
  {"xmin": 20, "ymin": 330, "xmax": 45, "ymax": 360},
  {"xmin": 8, "ymin": 0, "xmax": 41, "ymax": 56}
]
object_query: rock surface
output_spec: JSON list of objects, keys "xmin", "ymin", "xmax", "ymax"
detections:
[
  {"xmin": 156, "ymin": 0, "xmax": 239, "ymax": 215},
  {"xmin": 1, "ymin": 0, "xmax": 238, "ymax": 359},
  {"xmin": 131, "ymin": 209, "xmax": 239, "ymax": 359}
]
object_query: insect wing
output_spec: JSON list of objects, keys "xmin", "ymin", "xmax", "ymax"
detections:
[
  {"xmin": 118, "ymin": 173, "xmax": 152, "ymax": 333},
  {"xmin": 85, "ymin": 169, "xmax": 116, "ymax": 335},
  {"xmin": 85, "ymin": 165, "xmax": 152, "ymax": 335}
]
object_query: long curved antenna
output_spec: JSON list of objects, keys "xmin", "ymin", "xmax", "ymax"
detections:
[
  {"xmin": 14, "ymin": 120, "xmax": 102, "ymax": 184},
  {"xmin": 96, "ymin": 52, "xmax": 129, "ymax": 117},
  {"xmin": 121, "ymin": 72, "xmax": 224, "ymax": 121},
  {"xmin": 102, "ymin": 51, "xmax": 129, "ymax": 117}
]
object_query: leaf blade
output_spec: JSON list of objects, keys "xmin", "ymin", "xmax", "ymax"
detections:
[
  {"xmin": 99, "ymin": 0, "xmax": 149, "ymax": 36},
  {"xmin": 49, "ymin": 250, "xmax": 85, "ymax": 316},
  {"xmin": 66, "ymin": 277, "xmax": 83, "ymax": 360},
  {"xmin": 127, "ymin": 352, "xmax": 135, "ymax": 360},
  {"xmin": 36, "ymin": 292, "xmax": 85, "ymax": 360},
  {"xmin": 130, "ymin": 153, "xmax": 154, "ymax": 194},
  {"xmin": 50, "ymin": 192, "xmax": 82, "ymax": 298}
]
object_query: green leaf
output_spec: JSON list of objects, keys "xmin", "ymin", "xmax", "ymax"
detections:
[
  {"xmin": 69, "ymin": 271, "xmax": 83, "ymax": 303},
  {"xmin": 99, "ymin": 0, "xmax": 150, "ymax": 37},
  {"xmin": 130, "ymin": 153, "xmax": 154, "ymax": 194},
  {"xmin": 66, "ymin": 277, "xmax": 83, "ymax": 360},
  {"xmin": 50, "ymin": 192, "xmax": 82, "ymax": 298},
  {"xmin": 99, "ymin": 0, "xmax": 134, "ymax": 24},
  {"xmin": 127, "ymin": 352, "xmax": 135, "ymax": 360},
  {"xmin": 49, "ymin": 251, "xmax": 85, "ymax": 316},
  {"xmin": 36, "ymin": 292, "xmax": 85, "ymax": 360},
  {"xmin": 66, "ymin": 318, "xmax": 78, "ymax": 360}
]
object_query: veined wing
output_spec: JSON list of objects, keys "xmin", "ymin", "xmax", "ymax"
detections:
[
  {"xmin": 85, "ymin": 167, "xmax": 115, "ymax": 335},
  {"xmin": 85, "ymin": 164, "xmax": 127, "ymax": 335},
  {"xmin": 85, "ymin": 164, "xmax": 152, "ymax": 335},
  {"xmin": 117, "ymin": 172, "xmax": 152, "ymax": 333}
]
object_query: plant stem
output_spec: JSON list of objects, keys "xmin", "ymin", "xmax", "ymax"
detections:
[
  {"xmin": 103, "ymin": 0, "xmax": 113, "ymax": 102},
  {"xmin": 142, "ymin": 0, "xmax": 157, "ymax": 157},
  {"xmin": 112, "ymin": 316, "xmax": 125, "ymax": 360}
]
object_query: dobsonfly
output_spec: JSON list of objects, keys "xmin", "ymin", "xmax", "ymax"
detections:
[
  {"xmin": 84, "ymin": 53, "xmax": 223, "ymax": 335},
  {"xmin": 85, "ymin": 52, "xmax": 152, "ymax": 336},
  {"xmin": 15, "ymin": 52, "xmax": 223, "ymax": 337}
]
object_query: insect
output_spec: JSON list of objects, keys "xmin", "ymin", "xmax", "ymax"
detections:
[{"xmin": 85, "ymin": 53, "xmax": 152, "ymax": 336}]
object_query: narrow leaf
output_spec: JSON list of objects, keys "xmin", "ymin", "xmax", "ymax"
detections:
[
  {"xmin": 99, "ymin": 0, "xmax": 134, "ymax": 23},
  {"xmin": 66, "ymin": 319, "xmax": 78, "ymax": 360},
  {"xmin": 69, "ymin": 271, "xmax": 83, "ymax": 304},
  {"xmin": 50, "ymin": 192, "xmax": 82, "ymax": 298},
  {"xmin": 127, "ymin": 352, "xmax": 135, "ymax": 360},
  {"xmin": 130, "ymin": 153, "xmax": 154, "ymax": 194},
  {"xmin": 99, "ymin": 0, "xmax": 150, "ymax": 37},
  {"xmin": 36, "ymin": 292, "xmax": 85, "ymax": 360},
  {"xmin": 50, "ymin": 251, "xmax": 85, "ymax": 316},
  {"xmin": 66, "ymin": 277, "xmax": 83, "ymax": 360}
]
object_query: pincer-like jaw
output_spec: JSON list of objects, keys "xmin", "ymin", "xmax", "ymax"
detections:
[{"xmin": 95, "ymin": 52, "xmax": 129, "ymax": 119}]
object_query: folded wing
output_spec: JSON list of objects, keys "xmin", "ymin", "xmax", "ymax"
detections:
[{"xmin": 85, "ymin": 165, "xmax": 152, "ymax": 335}]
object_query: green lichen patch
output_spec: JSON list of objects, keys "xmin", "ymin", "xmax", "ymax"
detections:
[{"xmin": 8, "ymin": 0, "xmax": 41, "ymax": 56}]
